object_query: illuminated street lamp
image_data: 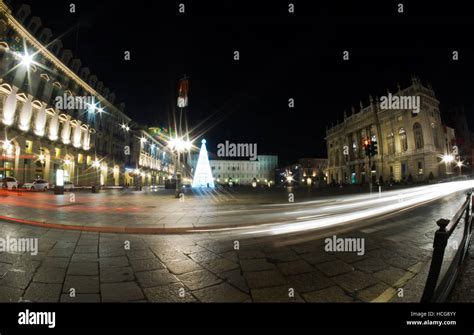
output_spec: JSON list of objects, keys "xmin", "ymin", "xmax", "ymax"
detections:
[
  {"xmin": 457, "ymin": 160, "xmax": 464, "ymax": 176},
  {"xmin": 20, "ymin": 51, "xmax": 33, "ymax": 68},
  {"xmin": 168, "ymin": 137, "xmax": 192, "ymax": 197},
  {"xmin": 442, "ymin": 154, "xmax": 454, "ymax": 164},
  {"xmin": 442, "ymin": 154, "xmax": 455, "ymax": 176}
]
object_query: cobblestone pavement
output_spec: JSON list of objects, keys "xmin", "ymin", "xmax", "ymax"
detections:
[{"xmin": 0, "ymin": 191, "xmax": 468, "ymax": 302}]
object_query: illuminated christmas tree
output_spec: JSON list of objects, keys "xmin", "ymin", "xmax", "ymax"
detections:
[{"xmin": 192, "ymin": 139, "xmax": 215, "ymax": 188}]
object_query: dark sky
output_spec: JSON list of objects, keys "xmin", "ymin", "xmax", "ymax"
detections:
[{"xmin": 8, "ymin": 0, "xmax": 474, "ymax": 165}]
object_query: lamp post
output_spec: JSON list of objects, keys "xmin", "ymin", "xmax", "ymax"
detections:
[
  {"xmin": 168, "ymin": 137, "xmax": 192, "ymax": 197},
  {"xmin": 92, "ymin": 159, "xmax": 100, "ymax": 193},
  {"xmin": 442, "ymin": 154, "xmax": 454, "ymax": 177},
  {"xmin": 457, "ymin": 161, "xmax": 463, "ymax": 176}
]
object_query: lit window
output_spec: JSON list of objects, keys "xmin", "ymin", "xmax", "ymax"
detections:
[
  {"xmin": 55, "ymin": 148, "xmax": 61, "ymax": 158},
  {"xmin": 78, "ymin": 153, "xmax": 83, "ymax": 164}
]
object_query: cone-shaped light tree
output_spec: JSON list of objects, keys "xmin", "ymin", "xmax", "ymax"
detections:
[{"xmin": 192, "ymin": 139, "xmax": 215, "ymax": 188}]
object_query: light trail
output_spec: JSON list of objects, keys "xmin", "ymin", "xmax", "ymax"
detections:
[{"xmin": 194, "ymin": 181, "xmax": 474, "ymax": 238}]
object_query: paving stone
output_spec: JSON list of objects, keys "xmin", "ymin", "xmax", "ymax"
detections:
[
  {"xmin": 357, "ymin": 283, "xmax": 392, "ymax": 302},
  {"xmin": 0, "ymin": 270, "xmax": 34, "ymax": 289},
  {"xmin": 220, "ymin": 251, "xmax": 238, "ymax": 262},
  {"xmin": 187, "ymin": 251, "xmax": 220, "ymax": 263},
  {"xmin": 63, "ymin": 276, "xmax": 99, "ymax": 294},
  {"xmin": 287, "ymin": 271, "xmax": 334, "ymax": 293},
  {"xmin": 237, "ymin": 250, "xmax": 266, "ymax": 260},
  {"xmin": 303, "ymin": 286, "xmax": 354, "ymax": 302},
  {"xmin": 47, "ymin": 248, "xmax": 74, "ymax": 257},
  {"xmin": 67, "ymin": 262, "xmax": 99, "ymax": 276},
  {"xmin": 176, "ymin": 244, "xmax": 208, "ymax": 255},
  {"xmin": 277, "ymin": 260, "xmax": 314, "ymax": 276},
  {"xmin": 374, "ymin": 267, "xmax": 410, "ymax": 286},
  {"xmin": 60, "ymin": 294, "xmax": 101, "ymax": 302},
  {"xmin": 126, "ymin": 249, "xmax": 156, "ymax": 260},
  {"xmin": 240, "ymin": 258, "xmax": 275, "ymax": 272},
  {"xmin": 11, "ymin": 260, "xmax": 41, "ymax": 272},
  {"xmin": 153, "ymin": 250, "xmax": 189, "ymax": 262},
  {"xmin": 71, "ymin": 253, "xmax": 98, "ymax": 263},
  {"xmin": 218, "ymin": 269, "xmax": 249, "ymax": 293},
  {"xmin": 384, "ymin": 256, "xmax": 419, "ymax": 270},
  {"xmin": 332, "ymin": 271, "xmax": 378, "ymax": 293},
  {"xmin": 33, "ymin": 266, "xmax": 66, "ymax": 284},
  {"xmin": 75, "ymin": 245, "xmax": 98, "ymax": 254},
  {"xmin": 165, "ymin": 259, "xmax": 202, "ymax": 275},
  {"xmin": 0, "ymin": 262, "xmax": 11, "ymax": 277},
  {"xmin": 353, "ymin": 257, "xmax": 388, "ymax": 273},
  {"xmin": 41, "ymin": 257, "xmax": 70, "ymax": 269},
  {"xmin": 100, "ymin": 266, "xmax": 135, "ymax": 283},
  {"xmin": 99, "ymin": 256, "xmax": 129, "ymax": 268},
  {"xmin": 244, "ymin": 270, "xmax": 287, "ymax": 289},
  {"xmin": 0, "ymin": 253, "xmax": 22, "ymax": 264},
  {"xmin": 144, "ymin": 283, "xmax": 197, "ymax": 302},
  {"xmin": 301, "ymin": 252, "xmax": 335, "ymax": 265},
  {"xmin": 0, "ymin": 286, "xmax": 23, "ymax": 302},
  {"xmin": 177, "ymin": 269, "xmax": 222, "ymax": 291},
  {"xmin": 136, "ymin": 269, "xmax": 178, "ymax": 288},
  {"xmin": 316, "ymin": 260, "xmax": 354, "ymax": 277},
  {"xmin": 101, "ymin": 282, "xmax": 144, "ymax": 302},
  {"xmin": 23, "ymin": 282, "xmax": 61, "ymax": 302},
  {"xmin": 251, "ymin": 285, "xmax": 304, "ymax": 302},
  {"xmin": 193, "ymin": 283, "xmax": 250, "ymax": 302},
  {"xmin": 130, "ymin": 258, "xmax": 165, "ymax": 272},
  {"xmin": 99, "ymin": 248, "xmax": 126, "ymax": 258},
  {"xmin": 200, "ymin": 257, "xmax": 239, "ymax": 274},
  {"xmin": 265, "ymin": 250, "xmax": 301, "ymax": 263}
]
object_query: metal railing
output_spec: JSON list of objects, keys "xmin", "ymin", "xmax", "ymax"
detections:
[{"xmin": 421, "ymin": 192, "xmax": 473, "ymax": 302}]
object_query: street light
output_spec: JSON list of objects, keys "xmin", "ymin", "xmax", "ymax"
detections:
[
  {"xmin": 92, "ymin": 159, "xmax": 101, "ymax": 193},
  {"xmin": 168, "ymin": 137, "xmax": 192, "ymax": 197},
  {"xmin": 442, "ymin": 154, "xmax": 454, "ymax": 164},
  {"xmin": 20, "ymin": 51, "xmax": 33, "ymax": 68}
]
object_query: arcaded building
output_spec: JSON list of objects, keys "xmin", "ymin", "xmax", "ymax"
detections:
[
  {"xmin": 325, "ymin": 76, "xmax": 455, "ymax": 185},
  {"xmin": 0, "ymin": 1, "xmax": 172, "ymax": 187}
]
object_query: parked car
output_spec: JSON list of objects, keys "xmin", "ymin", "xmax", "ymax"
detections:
[
  {"xmin": 23, "ymin": 179, "xmax": 50, "ymax": 191},
  {"xmin": 1, "ymin": 177, "xmax": 19, "ymax": 190},
  {"xmin": 64, "ymin": 181, "xmax": 75, "ymax": 191}
]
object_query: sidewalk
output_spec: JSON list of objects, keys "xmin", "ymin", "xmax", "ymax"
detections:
[{"xmin": 448, "ymin": 239, "xmax": 474, "ymax": 302}]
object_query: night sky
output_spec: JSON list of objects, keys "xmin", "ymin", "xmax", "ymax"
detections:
[{"xmin": 7, "ymin": 0, "xmax": 474, "ymax": 165}]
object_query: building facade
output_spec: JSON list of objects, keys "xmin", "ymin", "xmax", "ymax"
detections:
[
  {"xmin": 326, "ymin": 77, "xmax": 455, "ymax": 185},
  {"xmin": 125, "ymin": 127, "xmax": 174, "ymax": 187},
  {"xmin": 298, "ymin": 158, "xmax": 328, "ymax": 183},
  {"xmin": 188, "ymin": 153, "xmax": 278, "ymax": 186},
  {"xmin": 0, "ymin": 1, "xmax": 175, "ymax": 187}
]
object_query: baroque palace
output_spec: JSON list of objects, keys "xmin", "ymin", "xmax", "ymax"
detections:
[
  {"xmin": 0, "ymin": 1, "xmax": 173, "ymax": 187},
  {"xmin": 326, "ymin": 76, "xmax": 455, "ymax": 185}
]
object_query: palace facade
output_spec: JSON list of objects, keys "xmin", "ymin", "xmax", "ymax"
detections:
[{"xmin": 326, "ymin": 76, "xmax": 455, "ymax": 185}]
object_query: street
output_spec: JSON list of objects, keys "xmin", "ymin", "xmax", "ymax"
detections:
[{"xmin": 0, "ymin": 181, "xmax": 472, "ymax": 302}]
